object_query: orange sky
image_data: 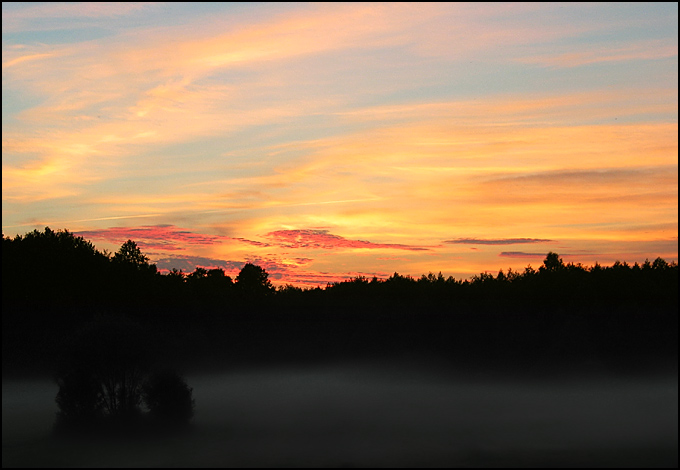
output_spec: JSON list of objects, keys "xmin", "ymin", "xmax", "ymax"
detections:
[{"xmin": 2, "ymin": 3, "xmax": 677, "ymax": 286}]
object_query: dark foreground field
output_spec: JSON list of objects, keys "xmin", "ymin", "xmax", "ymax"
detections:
[
  {"xmin": 3, "ymin": 360, "xmax": 677, "ymax": 468},
  {"xmin": 3, "ymin": 302, "xmax": 678, "ymax": 467}
]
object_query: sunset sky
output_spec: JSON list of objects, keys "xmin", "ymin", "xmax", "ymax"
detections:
[{"xmin": 3, "ymin": 2, "xmax": 678, "ymax": 286}]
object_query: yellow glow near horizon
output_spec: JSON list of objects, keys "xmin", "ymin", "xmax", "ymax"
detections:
[{"xmin": 2, "ymin": 2, "xmax": 677, "ymax": 285}]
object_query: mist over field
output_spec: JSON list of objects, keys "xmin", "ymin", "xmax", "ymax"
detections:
[{"xmin": 3, "ymin": 361, "xmax": 678, "ymax": 467}]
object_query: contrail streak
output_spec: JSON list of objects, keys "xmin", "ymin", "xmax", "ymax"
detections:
[{"xmin": 2, "ymin": 213, "xmax": 162, "ymax": 229}]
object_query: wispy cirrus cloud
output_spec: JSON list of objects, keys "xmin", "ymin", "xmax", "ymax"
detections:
[
  {"xmin": 2, "ymin": 2, "xmax": 163, "ymax": 36},
  {"xmin": 446, "ymin": 238, "xmax": 554, "ymax": 245},
  {"xmin": 9, "ymin": 2, "xmax": 673, "ymax": 206},
  {"xmin": 265, "ymin": 229, "xmax": 430, "ymax": 251},
  {"xmin": 3, "ymin": 2, "xmax": 159, "ymax": 23},
  {"xmin": 474, "ymin": 164, "xmax": 678, "ymax": 223},
  {"xmin": 518, "ymin": 39, "xmax": 678, "ymax": 69},
  {"xmin": 485, "ymin": 166, "xmax": 678, "ymax": 188}
]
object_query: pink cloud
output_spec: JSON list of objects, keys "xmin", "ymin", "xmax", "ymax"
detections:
[
  {"xmin": 73, "ymin": 225, "xmax": 392, "ymax": 286},
  {"xmin": 265, "ymin": 229, "xmax": 430, "ymax": 251},
  {"xmin": 75, "ymin": 224, "xmax": 230, "ymax": 251},
  {"xmin": 154, "ymin": 253, "xmax": 384, "ymax": 287}
]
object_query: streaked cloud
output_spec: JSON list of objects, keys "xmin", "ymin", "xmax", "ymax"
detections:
[
  {"xmin": 499, "ymin": 252, "xmax": 556, "ymax": 259},
  {"xmin": 446, "ymin": 238, "xmax": 554, "ymax": 245},
  {"xmin": 518, "ymin": 39, "xmax": 678, "ymax": 69},
  {"xmin": 265, "ymin": 230, "xmax": 431, "ymax": 251},
  {"xmin": 234, "ymin": 238, "xmax": 271, "ymax": 248},
  {"xmin": 485, "ymin": 166, "xmax": 678, "ymax": 187},
  {"xmin": 75, "ymin": 225, "xmax": 230, "ymax": 251},
  {"xmin": 3, "ymin": 2, "xmax": 158, "ymax": 24}
]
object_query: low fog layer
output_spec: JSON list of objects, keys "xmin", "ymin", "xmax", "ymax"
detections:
[{"xmin": 3, "ymin": 362, "xmax": 677, "ymax": 467}]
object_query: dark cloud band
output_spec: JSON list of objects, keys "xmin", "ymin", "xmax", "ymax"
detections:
[{"xmin": 445, "ymin": 238, "xmax": 553, "ymax": 245}]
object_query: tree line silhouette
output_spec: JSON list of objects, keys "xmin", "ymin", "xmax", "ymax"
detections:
[
  {"xmin": 2, "ymin": 227, "xmax": 678, "ymax": 380},
  {"xmin": 3, "ymin": 228, "xmax": 676, "ymax": 311}
]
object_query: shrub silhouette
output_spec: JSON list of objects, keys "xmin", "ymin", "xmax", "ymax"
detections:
[
  {"xmin": 53, "ymin": 317, "xmax": 150, "ymax": 433},
  {"xmin": 143, "ymin": 369, "xmax": 195, "ymax": 427},
  {"xmin": 55, "ymin": 366, "xmax": 104, "ymax": 431},
  {"xmin": 53, "ymin": 317, "xmax": 193, "ymax": 435}
]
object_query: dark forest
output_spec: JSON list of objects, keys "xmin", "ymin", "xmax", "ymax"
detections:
[
  {"xmin": 3, "ymin": 227, "xmax": 677, "ymax": 379},
  {"xmin": 3, "ymin": 227, "xmax": 678, "ymax": 467}
]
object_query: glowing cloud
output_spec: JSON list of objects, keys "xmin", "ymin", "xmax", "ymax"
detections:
[
  {"xmin": 75, "ymin": 225, "xmax": 230, "ymax": 251},
  {"xmin": 265, "ymin": 230, "xmax": 430, "ymax": 251}
]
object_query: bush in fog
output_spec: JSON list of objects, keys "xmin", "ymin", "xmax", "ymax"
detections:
[
  {"xmin": 54, "ymin": 316, "xmax": 193, "ymax": 435},
  {"xmin": 53, "ymin": 317, "xmax": 149, "ymax": 431},
  {"xmin": 54, "ymin": 367, "xmax": 104, "ymax": 431},
  {"xmin": 143, "ymin": 369, "xmax": 195, "ymax": 427}
]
